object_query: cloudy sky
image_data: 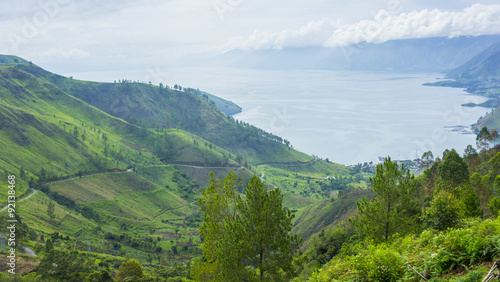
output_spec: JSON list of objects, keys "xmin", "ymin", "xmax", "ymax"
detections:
[{"xmin": 1, "ymin": 0, "xmax": 500, "ymax": 71}]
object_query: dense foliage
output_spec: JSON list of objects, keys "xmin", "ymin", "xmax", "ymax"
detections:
[
  {"xmin": 305, "ymin": 145, "xmax": 500, "ymax": 281},
  {"xmin": 192, "ymin": 172, "xmax": 302, "ymax": 281}
]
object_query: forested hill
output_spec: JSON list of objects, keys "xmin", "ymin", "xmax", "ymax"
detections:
[{"xmin": 1, "ymin": 55, "xmax": 311, "ymax": 165}]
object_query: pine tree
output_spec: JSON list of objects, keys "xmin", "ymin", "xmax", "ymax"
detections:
[
  {"xmin": 462, "ymin": 186, "xmax": 483, "ymax": 218},
  {"xmin": 354, "ymin": 157, "xmax": 419, "ymax": 242},
  {"xmin": 192, "ymin": 171, "xmax": 301, "ymax": 281}
]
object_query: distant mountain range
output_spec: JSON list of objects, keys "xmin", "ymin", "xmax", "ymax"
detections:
[
  {"xmin": 218, "ymin": 35, "xmax": 500, "ymax": 72},
  {"xmin": 421, "ymin": 37, "xmax": 500, "ymax": 131}
]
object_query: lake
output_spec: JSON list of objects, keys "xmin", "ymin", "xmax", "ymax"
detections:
[{"xmin": 65, "ymin": 67, "xmax": 489, "ymax": 165}]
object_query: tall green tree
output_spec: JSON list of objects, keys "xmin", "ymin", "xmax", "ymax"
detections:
[
  {"xmin": 477, "ymin": 126, "xmax": 491, "ymax": 152},
  {"xmin": 354, "ymin": 157, "xmax": 419, "ymax": 242},
  {"xmin": 461, "ymin": 186, "xmax": 483, "ymax": 218},
  {"xmin": 438, "ymin": 149, "xmax": 469, "ymax": 187},
  {"xmin": 192, "ymin": 171, "xmax": 301, "ymax": 281},
  {"xmin": 490, "ymin": 129, "xmax": 499, "ymax": 147}
]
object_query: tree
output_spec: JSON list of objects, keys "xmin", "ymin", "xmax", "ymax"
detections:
[
  {"xmin": 463, "ymin": 144, "xmax": 478, "ymax": 161},
  {"xmin": 19, "ymin": 166, "xmax": 26, "ymax": 180},
  {"xmin": 421, "ymin": 191, "xmax": 461, "ymax": 230},
  {"xmin": 44, "ymin": 238, "xmax": 53, "ymax": 253},
  {"xmin": 437, "ymin": 149, "xmax": 469, "ymax": 187},
  {"xmin": 86, "ymin": 269, "xmax": 113, "ymax": 282},
  {"xmin": 354, "ymin": 157, "xmax": 419, "ymax": 242},
  {"xmin": 420, "ymin": 151, "xmax": 434, "ymax": 168},
  {"xmin": 116, "ymin": 259, "xmax": 144, "ymax": 282},
  {"xmin": 461, "ymin": 186, "xmax": 483, "ymax": 218},
  {"xmin": 477, "ymin": 126, "xmax": 491, "ymax": 152},
  {"xmin": 47, "ymin": 201, "xmax": 55, "ymax": 223},
  {"xmin": 490, "ymin": 129, "xmax": 499, "ymax": 147},
  {"xmin": 73, "ymin": 126, "xmax": 79, "ymax": 139},
  {"xmin": 192, "ymin": 171, "xmax": 301, "ymax": 281},
  {"xmin": 36, "ymin": 249, "xmax": 94, "ymax": 281},
  {"xmin": 488, "ymin": 197, "xmax": 500, "ymax": 218}
]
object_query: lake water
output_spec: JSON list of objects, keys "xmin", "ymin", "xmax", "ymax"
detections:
[{"xmin": 65, "ymin": 67, "xmax": 490, "ymax": 165}]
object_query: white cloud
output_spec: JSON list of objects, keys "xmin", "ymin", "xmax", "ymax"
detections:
[
  {"xmin": 37, "ymin": 48, "xmax": 90, "ymax": 59},
  {"xmin": 226, "ymin": 18, "xmax": 343, "ymax": 51},
  {"xmin": 227, "ymin": 3, "xmax": 500, "ymax": 51}
]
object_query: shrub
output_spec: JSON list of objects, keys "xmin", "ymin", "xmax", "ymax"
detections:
[{"xmin": 422, "ymin": 191, "xmax": 461, "ymax": 230}]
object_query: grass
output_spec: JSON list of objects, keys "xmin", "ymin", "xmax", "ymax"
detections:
[
  {"xmin": 258, "ymin": 159, "xmax": 363, "ymax": 200},
  {"xmin": 0, "ymin": 57, "xmax": 365, "ymax": 276},
  {"xmin": 292, "ymin": 189, "xmax": 374, "ymax": 240},
  {"xmin": 49, "ymin": 172, "xmax": 187, "ymax": 222}
]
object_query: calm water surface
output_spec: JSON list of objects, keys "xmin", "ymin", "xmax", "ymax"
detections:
[{"xmin": 68, "ymin": 67, "xmax": 490, "ymax": 165}]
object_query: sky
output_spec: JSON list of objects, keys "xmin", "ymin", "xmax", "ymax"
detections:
[{"xmin": 1, "ymin": 0, "xmax": 500, "ymax": 71}]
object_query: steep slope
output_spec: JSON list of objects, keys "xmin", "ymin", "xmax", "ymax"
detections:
[
  {"xmin": 292, "ymin": 189, "xmax": 374, "ymax": 240},
  {"xmin": 447, "ymin": 42, "xmax": 500, "ymax": 80},
  {"xmin": 0, "ymin": 61, "xmax": 245, "ymax": 264},
  {"xmin": 0, "ymin": 64, "xmax": 236, "ymax": 180},
  {"xmin": 11, "ymin": 61, "xmax": 311, "ymax": 164}
]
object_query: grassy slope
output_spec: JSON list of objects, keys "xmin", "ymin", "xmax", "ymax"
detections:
[
  {"xmin": 292, "ymin": 189, "xmax": 374, "ymax": 240},
  {"xmin": 49, "ymin": 171, "xmax": 187, "ymax": 223},
  {"xmin": 14, "ymin": 61, "xmax": 313, "ymax": 164},
  {"xmin": 0, "ymin": 63, "xmax": 237, "ymax": 181},
  {"xmin": 0, "ymin": 57, "xmax": 363, "ymax": 276},
  {"xmin": 259, "ymin": 160, "xmax": 355, "ymax": 199},
  {"xmin": 0, "ymin": 63, "xmax": 232, "ymax": 260}
]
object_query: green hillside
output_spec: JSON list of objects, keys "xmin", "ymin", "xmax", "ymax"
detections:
[
  {"xmin": 0, "ymin": 55, "xmax": 366, "ymax": 281},
  {"xmin": 11, "ymin": 60, "xmax": 311, "ymax": 164},
  {"xmin": 0, "ymin": 63, "xmax": 239, "ymax": 179},
  {"xmin": 292, "ymin": 189, "xmax": 373, "ymax": 240}
]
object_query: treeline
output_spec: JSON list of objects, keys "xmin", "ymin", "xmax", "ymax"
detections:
[{"xmin": 301, "ymin": 143, "xmax": 500, "ymax": 281}]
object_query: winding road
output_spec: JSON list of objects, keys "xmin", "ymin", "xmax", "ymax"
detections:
[{"xmin": 0, "ymin": 188, "xmax": 37, "ymax": 211}]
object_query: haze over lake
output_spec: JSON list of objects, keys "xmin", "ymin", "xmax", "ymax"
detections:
[{"xmin": 66, "ymin": 67, "xmax": 489, "ymax": 165}]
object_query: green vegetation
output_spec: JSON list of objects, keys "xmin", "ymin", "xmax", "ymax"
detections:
[
  {"xmin": 1, "ymin": 55, "xmax": 349, "ymax": 281},
  {"xmin": 2, "ymin": 53, "xmax": 499, "ymax": 281},
  {"xmin": 192, "ymin": 172, "xmax": 302, "ymax": 281},
  {"xmin": 302, "ymin": 147, "xmax": 500, "ymax": 281},
  {"xmin": 13, "ymin": 61, "xmax": 310, "ymax": 165},
  {"xmin": 354, "ymin": 157, "xmax": 419, "ymax": 242}
]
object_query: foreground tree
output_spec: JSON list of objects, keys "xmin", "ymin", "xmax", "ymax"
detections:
[
  {"xmin": 192, "ymin": 171, "xmax": 301, "ymax": 281},
  {"xmin": 354, "ymin": 157, "xmax": 419, "ymax": 242}
]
